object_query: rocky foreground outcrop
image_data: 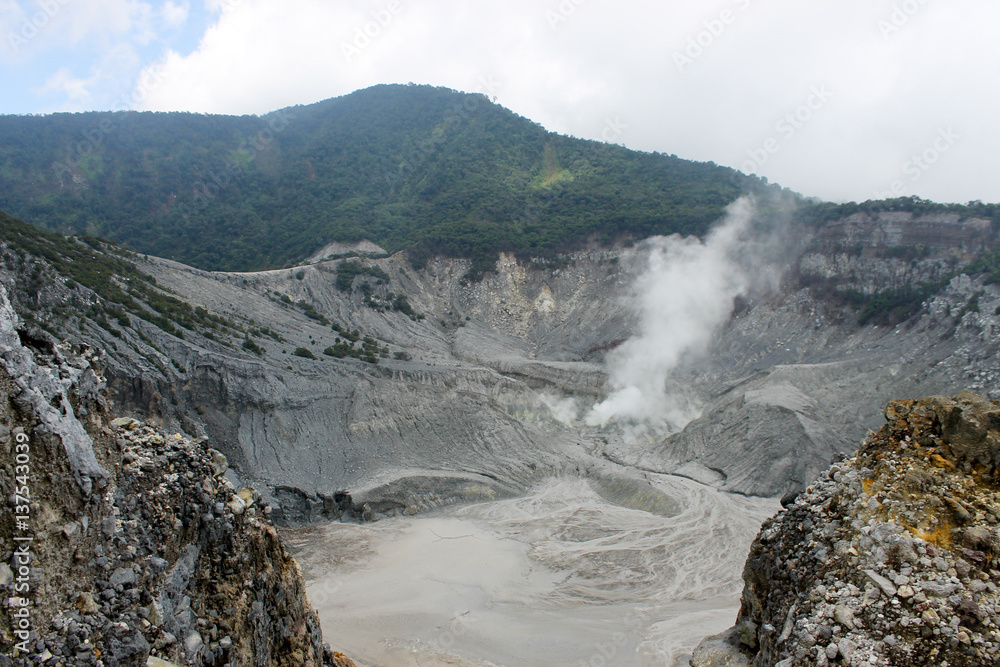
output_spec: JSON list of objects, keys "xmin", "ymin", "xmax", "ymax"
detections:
[
  {"xmin": 693, "ymin": 391, "xmax": 1000, "ymax": 666},
  {"xmin": 0, "ymin": 286, "xmax": 353, "ymax": 666}
]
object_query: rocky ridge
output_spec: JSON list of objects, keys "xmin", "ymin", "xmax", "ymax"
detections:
[
  {"xmin": 0, "ymin": 285, "xmax": 353, "ymax": 666},
  {"xmin": 693, "ymin": 391, "xmax": 1000, "ymax": 666}
]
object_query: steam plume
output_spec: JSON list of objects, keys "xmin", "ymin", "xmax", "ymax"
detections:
[
  {"xmin": 586, "ymin": 196, "xmax": 762, "ymax": 431},
  {"xmin": 538, "ymin": 390, "xmax": 580, "ymax": 426}
]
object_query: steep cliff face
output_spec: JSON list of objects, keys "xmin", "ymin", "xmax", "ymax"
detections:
[
  {"xmin": 0, "ymin": 285, "xmax": 352, "ymax": 666},
  {"xmin": 807, "ymin": 212, "xmax": 994, "ymax": 257},
  {"xmin": 693, "ymin": 391, "xmax": 1000, "ymax": 666}
]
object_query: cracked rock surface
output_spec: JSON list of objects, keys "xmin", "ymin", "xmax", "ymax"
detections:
[
  {"xmin": 0, "ymin": 286, "xmax": 353, "ymax": 666},
  {"xmin": 693, "ymin": 391, "xmax": 1000, "ymax": 666}
]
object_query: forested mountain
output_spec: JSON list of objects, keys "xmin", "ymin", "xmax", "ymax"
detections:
[{"xmin": 0, "ymin": 84, "xmax": 771, "ymax": 273}]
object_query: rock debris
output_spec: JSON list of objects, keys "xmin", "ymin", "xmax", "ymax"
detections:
[{"xmin": 695, "ymin": 391, "xmax": 1000, "ymax": 667}]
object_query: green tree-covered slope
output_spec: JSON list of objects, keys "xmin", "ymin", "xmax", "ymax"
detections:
[{"xmin": 0, "ymin": 84, "xmax": 769, "ymax": 273}]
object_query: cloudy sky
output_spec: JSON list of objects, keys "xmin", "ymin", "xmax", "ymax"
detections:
[{"xmin": 2, "ymin": 0, "xmax": 997, "ymax": 204}]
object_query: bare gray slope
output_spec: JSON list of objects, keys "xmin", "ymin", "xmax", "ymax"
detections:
[
  {"xmin": 37, "ymin": 210, "xmax": 998, "ymax": 514},
  {"xmin": 128, "ymin": 251, "xmax": 622, "ymax": 515}
]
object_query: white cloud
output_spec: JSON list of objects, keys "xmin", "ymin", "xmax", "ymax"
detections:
[
  {"xmin": 162, "ymin": 0, "xmax": 189, "ymax": 27},
  {"xmin": 31, "ymin": 41, "xmax": 148, "ymax": 111},
  {"xmin": 204, "ymin": 0, "xmax": 241, "ymax": 13},
  {"xmin": 58, "ymin": 0, "xmax": 152, "ymax": 45},
  {"xmin": 1, "ymin": 0, "xmax": 155, "ymax": 63},
  {"xmin": 0, "ymin": 0, "xmax": 20, "ymax": 24},
  {"xmin": 38, "ymin": 66, "xmax": 97, "ymax": 105}
]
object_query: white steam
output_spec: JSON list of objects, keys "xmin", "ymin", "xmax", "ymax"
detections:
[
  {"xmin": 586, "ymin": 196, "xmax": 761, "ymax": 431},
  {"xmin": 538, "ymin": 390, "xmax": 580, "ymax": 426}
]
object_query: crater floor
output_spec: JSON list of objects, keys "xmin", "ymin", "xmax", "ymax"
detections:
[{"xmin": 286, "ymin": 475, "xmax": 777, "ymax": 666}]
